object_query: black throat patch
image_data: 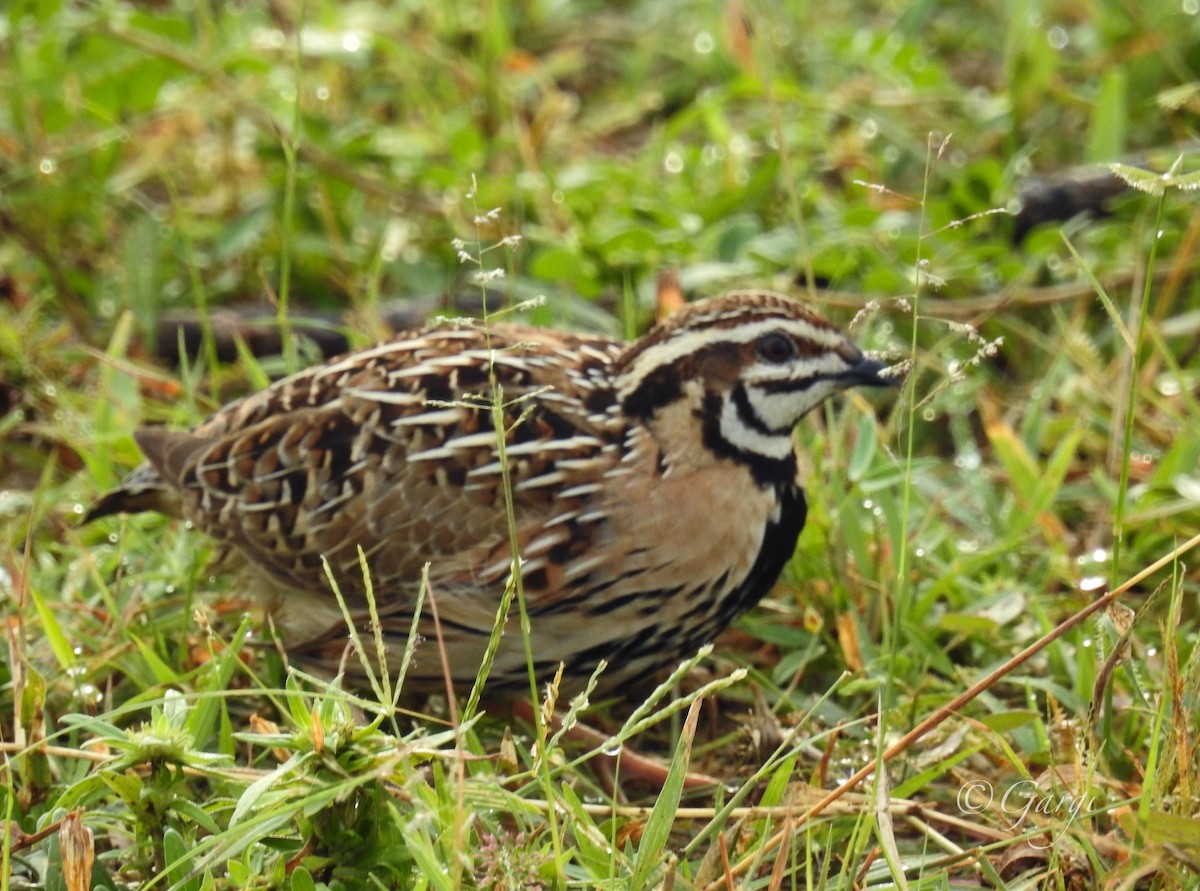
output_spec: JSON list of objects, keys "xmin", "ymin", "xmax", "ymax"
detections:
[{"xmin": 699, "ymin": 391, "xmax": 797, "ymax": 488}]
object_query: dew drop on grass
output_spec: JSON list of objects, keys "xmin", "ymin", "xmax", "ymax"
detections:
[
  {"xmin": 316, "ymin": 85, "xmax": 330, "ymax": 101},
  {"xmin": 39, "ymin": 157, "xmax": 57, "ymax": 175},
  {"xmin": 663, "ymin": 151, "xmax": 684, "ymax": 174},
  {"xmin": 1157, "ymin": 376, "xmax": 1182, "ymax": 396},
  {"xmin": 72, "ymin": 504, "xmax": 84, "ymax": 515},
  {"xmin": 954, "ymin": 452, "xmax": 981, "ymax": 470},
  {"xmin": 108, "ymin": 533, "xmax": 118, "ymax": 544},
  {"xmin": 862, "ymin": 499, "xmax": 874, "ymax": 510},
  {"xmin": 600, "ymin": 739, "xmax": 622, "ymax": 758},
  {"xmin": 1081, "ymin": 638, "xmax": 1092, "ymax": 648},
  {"xmin": 1079, "ymin": 576, "xmax": 1106, "ymax": 591},
  {"xmin": 859, "ymin": 118, "xmax": 878, "ymax": 140},
  {"xmin": 1046, "ymin": 26, "xmax": 1069, "ymax": 49},
  {"xmin": 1186, "ymin": 0, "xmax": 1199, "ymax": 15},
  {"xmin": 693, "ymin": 31, "xmax": 715, "ymax": 54},
  {"xmin": 1091, "ymin": 548, "xmax": 1108, "ymax": 563}
]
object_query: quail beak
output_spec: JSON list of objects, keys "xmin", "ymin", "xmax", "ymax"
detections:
[{"xmin": 839, "ymin": 353, "xmax": 901, "ymax": 388}]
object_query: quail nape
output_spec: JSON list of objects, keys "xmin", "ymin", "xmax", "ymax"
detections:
[{"xmin": 87, "ymin": 290, "xmax": 896, "ymax": 696}]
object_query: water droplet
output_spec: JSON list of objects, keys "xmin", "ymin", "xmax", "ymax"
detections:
[
  {"xmin": 315, "ymin": 85, "xmax": 330, "ymax": 101},
  {"xmin": 922, "ymin": 408, "xmax": 936, "ymax": 421},
  {"xmin": 1185, "ymin": 0, "xmax": 1199, "ymax": 14},
  {"xmin": 39, "ymin": 157, "xmax": 56, "ymax": 175},
  {"xmin": 600, "ymin": 739, "xmax": 623, "ymax": 758},
  {"xmin": 956, "ymin": 539, "xmax": 979, "ymax": 553},
  {"xmin": 108, "ymin": 533, "xmax": 118, "ymax": 544},
  {"xmin": 1146, "ymin": 646, "xmax": 1157, "ymax": 657},
  {"xmin": 693, "ymin": 31, "xmax": 715, "ymax": 54},
  {"xmin": 663, "ymin": 151, "xmax": 684, "ymax": 174},
  {"xmin": 341, "ymin": 33, "xmax": 363, "ymax": 53},
  {"xmin": 701, "ymin": 143, "xmax": 727, "ymax": 165},
  {"xmin": 1082, "ymin": 638, "xmax": 1092, "ymax": 648},
  {"xmin": 1046, "ymin": 25, "xmax": 1069, "ymax": 49},
  {"xmin": 72, "ymin": 504, "xmax": 84, "ymax": 515},
  {"xmin": 862, "ymin": 499, "xmax": 875, "ymax": 510},
  {"xmin": 914, "ymin": 548, "xmax": 925, "ymax": 558},
  {"xmin": 859, "ymin": 118, "xmax": 878, "ymax": 140},
  {"xmin": 551, "ymin": 190, "xmax": 564, "ymax": 204},
  {"xmin": 1091, "ymin": 548, "xmax": 1108, "ymax": 563},
  {"xmin": 954, "ymin": 452, "xmax": 982, "ymax": 470},
  {"xmin": 1079, "ymin": 576, "xmax": 1106, "ymax": 592},
  {"xmin": 1157, "ymin": 376, "xmax": 1182, "ymax": 397}
]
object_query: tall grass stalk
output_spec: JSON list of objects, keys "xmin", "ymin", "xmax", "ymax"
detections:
[
  {"xmin": 275, "ymin": 2, "xmax": 305, "ymax": 375},
  {"xmin": 1109, "ymin": 192, "xmax": 1167, "ymax": 589},
  {"xmin": 457, "ymin": 186, "xmax": 566, "ymax": 879}
]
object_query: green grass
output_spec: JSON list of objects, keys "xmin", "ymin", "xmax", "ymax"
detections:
[{"xmin": 3, "ymin": 0, "xmax": 1200, "ymax": 888}]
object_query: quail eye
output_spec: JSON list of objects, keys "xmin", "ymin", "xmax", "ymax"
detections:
[{"xmin": 756, "ymin": 332, "xmax": 796, "ymax": 363}]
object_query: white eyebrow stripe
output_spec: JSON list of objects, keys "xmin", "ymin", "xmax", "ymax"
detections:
[{"xmin": 616, "ymin": 317, "xmax": 842, "ymax": 401}]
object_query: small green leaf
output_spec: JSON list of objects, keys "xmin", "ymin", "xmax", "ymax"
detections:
[
  {"xmin": 979, "ymin": 710, "xmax": 1040, "ymax": 732},
  {"xmin": 848, "ymin": 413, "xmax": 878, "ymax": 482},
  {"xmin": 290, "ymin": 866, "xmax": 318, "ymax": 891},
  {"xmin": 630, "ymin": 697, "xmax": 702, "ymax": 890},
  {"xmin": 1145, "ymin": 811, "xmax": 1200, "ymax": 846},
  {"xmin": 164, "ymin": 827, "xmax": 200, "ymax": 891}
]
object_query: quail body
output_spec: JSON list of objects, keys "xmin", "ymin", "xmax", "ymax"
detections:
[{"xmin": 88, "ymin": 291, "xmax": 893, "ymax": 694}]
